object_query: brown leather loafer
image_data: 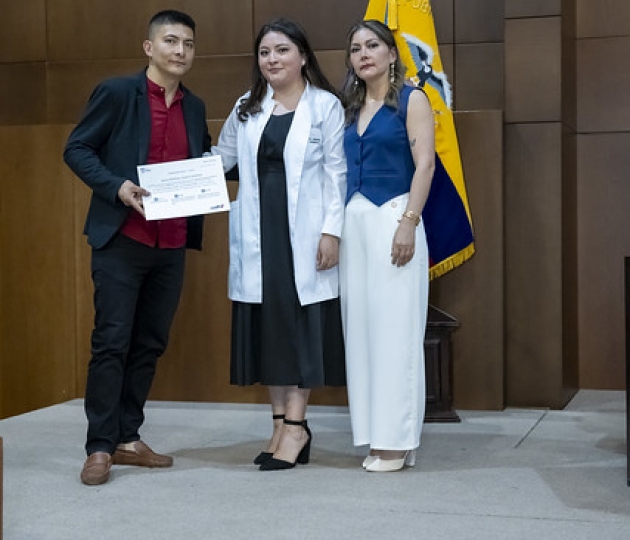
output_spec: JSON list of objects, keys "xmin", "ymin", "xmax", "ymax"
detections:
[
  {"xmin": 112, "ymin": 440, "xmax": 173, "ymax": 468},
  {"xmin": 80, "ymin": 452, "xmax": 112, "ymax": 485}
]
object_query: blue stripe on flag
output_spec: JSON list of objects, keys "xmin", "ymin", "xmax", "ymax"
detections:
[{"xmin": 423, "ymin": 154, "xmax": 474, "ymax": 265}]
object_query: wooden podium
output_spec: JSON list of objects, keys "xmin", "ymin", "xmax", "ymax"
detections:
[{"xmin": 424, "ymin": 305, "xmax": 460, "ymax": 422}]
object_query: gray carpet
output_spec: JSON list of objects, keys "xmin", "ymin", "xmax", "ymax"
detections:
[{"xmin": 2, "ymin": 390, "xmax": 628, "ymax": 539}]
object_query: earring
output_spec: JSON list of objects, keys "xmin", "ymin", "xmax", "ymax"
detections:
[
  {"xmin": 389, "ymin": 63, "xmax": 395, "ymax": 84},
  {"xmin": 352, "ymin": 75, "xmax": 359, "ymax": 90}
]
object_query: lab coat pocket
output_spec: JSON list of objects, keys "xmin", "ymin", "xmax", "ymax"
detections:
[{"xmin": 305, "ymin": 125, "xmax": 324, "ymax": 164}]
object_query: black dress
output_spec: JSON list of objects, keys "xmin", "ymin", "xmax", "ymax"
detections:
[{"xmin": 230, "ymin": 112, "xmax": 346, "ymax": 388}]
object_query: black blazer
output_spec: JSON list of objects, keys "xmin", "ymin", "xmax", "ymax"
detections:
[{"xmin": 64, "ymin": 70, "xmax": 212, "ymax": 250}]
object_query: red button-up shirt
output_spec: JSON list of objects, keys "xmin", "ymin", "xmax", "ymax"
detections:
[{"xmin": 120, "ymin": 77, "xmax": 189, "ymax": 248}]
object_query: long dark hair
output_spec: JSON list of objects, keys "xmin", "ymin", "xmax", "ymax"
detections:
[
  {"xmin": 237, "ymin": 18, "xmax": 339, "ymax": 121},
  {"xmin": 341, "ymin": 19, "xmax": 406, "ymax": 124}
]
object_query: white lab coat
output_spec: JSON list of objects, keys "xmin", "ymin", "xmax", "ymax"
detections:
[{"xmin": 214, "ymin": 83, "xmax": 347, "ymax": 306}]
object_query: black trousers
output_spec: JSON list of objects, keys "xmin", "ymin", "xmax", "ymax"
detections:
[{"xmin": 85, "ymin": 234, "xmax": 185, "ymax": 455}]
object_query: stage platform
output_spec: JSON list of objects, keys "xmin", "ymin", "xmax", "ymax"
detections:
[{"xmin": 1, "ymin": 390, "xmax": 627, "ymax": 539}]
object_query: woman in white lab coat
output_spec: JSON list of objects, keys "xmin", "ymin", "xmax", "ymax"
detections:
[{"xmin": 214, "ymin": 18, "xmax": 347, "ymax": 471}]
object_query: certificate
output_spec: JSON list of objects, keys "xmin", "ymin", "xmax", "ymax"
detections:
[{"xmin": 137, "ymin": 155, "xmax": 230, "ymax": 221}]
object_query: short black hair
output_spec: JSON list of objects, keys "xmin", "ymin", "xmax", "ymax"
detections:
[{"xmin": 148, "ymin": 10, "xmax": 196, "ymax": 38}]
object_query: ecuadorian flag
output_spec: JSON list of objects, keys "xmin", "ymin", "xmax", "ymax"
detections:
[{"xmin": 365, "ymin": 0, "xmax": 475, "ymax": 279}]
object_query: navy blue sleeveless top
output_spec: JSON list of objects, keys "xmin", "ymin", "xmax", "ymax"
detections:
[{"xmin": 344, "ymin": 84, "xmax": 417, "ymax": 206}]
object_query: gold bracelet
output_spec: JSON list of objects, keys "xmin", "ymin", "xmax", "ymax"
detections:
[{"xmin": 400, "ymin": 209, "xmax": 421, "ymax": 226}]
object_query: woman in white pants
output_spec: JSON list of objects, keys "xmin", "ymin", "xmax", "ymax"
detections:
[{"xmin": 340, "ymin": 20, "xmax": 435, "ymax": 472}]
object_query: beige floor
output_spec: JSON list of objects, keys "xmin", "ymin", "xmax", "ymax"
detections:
[{"xmin": 1, "ymin": 390, "xmax": 628, "ymax": 540}]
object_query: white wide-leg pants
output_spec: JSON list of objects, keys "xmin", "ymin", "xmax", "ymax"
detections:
[{"xmin": 340, "ymin": 193, "xmax": 429, "ymax": 450}]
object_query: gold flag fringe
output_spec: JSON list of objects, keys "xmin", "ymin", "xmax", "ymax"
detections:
[{"xmin": 429, "ymin": 243, "xmax": 475, "ymax": 281}]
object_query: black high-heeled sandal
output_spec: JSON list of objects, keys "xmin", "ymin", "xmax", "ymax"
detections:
[
  {"xmin": 253, "ymin": 414, "xmax": 285, "ymax": 465},
  {"xmin": 259, "ymin": 419, "xmax": 312, "ymax": 471}
]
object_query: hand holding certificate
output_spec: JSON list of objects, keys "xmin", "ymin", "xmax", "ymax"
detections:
[{"xmin": 137, "ymin": 155, "xmax": 230, "ymax": 221}]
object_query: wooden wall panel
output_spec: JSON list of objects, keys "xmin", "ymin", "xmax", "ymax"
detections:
[
  {"xmin": 254, "ymin": 0, "xmax": 367, "ymax": 50},
  {"xmin": 47, "ymin": 60, "xmax": 147, "ymax": 124},
  {"xmin": 47, "ymin": 0, "xmax": 146, "ymax": 61},
  {"xmin": 188, "ymin": 0, "xmax": 253, "ymax": 56},
  {"xmin": 315, "ymin": 50, "xmax": 350, "ymax": 91},
  {"xmin": 562, "ymin": 4, "xmax": 578, "ymax": 132},
  {"xmin": 454, "ymin": 0, "xmax": 504, "ymax": 43},
  {"xmin": 505, "ymin": 0, "xmax": 561, "ymax": 18},
  {"xmin": 561, "ymin": 126, "xmax": 579, "ymax": 400},
  {"xmin": 430, "ymin": 111, "xmax": 504, "ymax": 410},
  {"xmin": 150, "ymin": 205, "xmax": 239, "ymax": 403},
  {"xmin": 576, "ymin": 0, "xmax": 630, "ymax": 38},
  {"xmin": 47, "ymin": 0, "xmax": 253, "ymax": 61},
  {"xmin": 576, "ymin": 37, "xmax": 630, "ymax": 133},
  {"xmin": 433, "ymin": 0, "xmax": 455, "ymax": 44},
  {"xmin": 505, "ymin": 17, "xmax": 562, "ymax": 123},
  {"xmin": 183, "ymin": 57, "xmax": 253, "ymax": 120},
  {"xmin": 576, "ymin": 133, "xmax": 630, "ymax": 390},
  {"xmin": 0, "ymin": 64, "xmax": 48, "ymax": 126},
  {"xmin": 563, "ymin": 0, "xmax": 577, "ymax": 39},
  {"xmin": 505, "ymin": 123, "xmax": 566, "ymax": 407},
  {"xmin": 47, "ymin": 56, "xmax": 253, "ymax": 125},
  {"xmin": 73, "ymin": 183, "xmax": 93, "ymax": 400},
  {"xmin": 0, "ymin": 126, "xmax": 77, "ymax": 418},
  {"xmin": 454, "ymin": 43, "xmax": 503, "ymax": 110},
  {"xmin": 573, "ymin": 0, "xmax": 629, "ymax": 391},
  {"xmin": 1, "ymin": 0, "xmax": 47, "ymax": 63}
]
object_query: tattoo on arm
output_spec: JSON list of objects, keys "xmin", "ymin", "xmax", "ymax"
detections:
[{"xmin": 409, "ymin": 138, "xmax": 417, "ymax": 147}]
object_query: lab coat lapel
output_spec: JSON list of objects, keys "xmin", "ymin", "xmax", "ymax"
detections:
[
  {"xmin": 244, "ymin": 89, "xmax": 274, "ymax": 160},
  {"xmin": 284, "ymin": 85, "xmax": 311, "ymax": 231}
]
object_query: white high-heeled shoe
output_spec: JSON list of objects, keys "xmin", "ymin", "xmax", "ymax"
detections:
[
  {"xmin": 362, "ymin": 455, "xmax": 378, "ymax": 469},
  {"xmin": 365, "ymin": 449, "xmax": 416, "ymax": 472}
]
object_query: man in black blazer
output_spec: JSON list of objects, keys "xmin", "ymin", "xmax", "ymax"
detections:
[{"xmin": 64, "ymin": 10, "xmax": 212, "ymax": 486}]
